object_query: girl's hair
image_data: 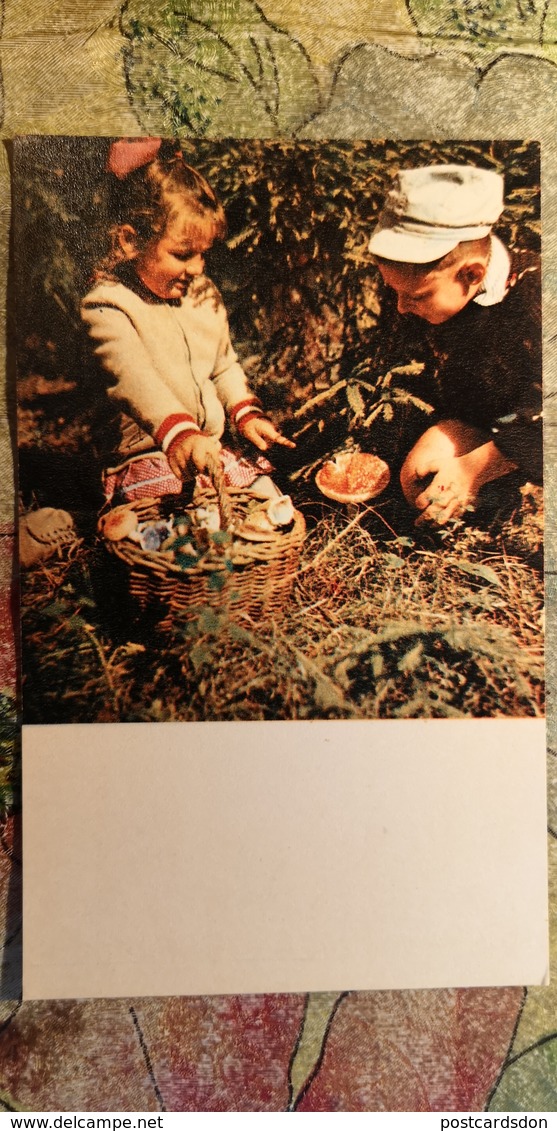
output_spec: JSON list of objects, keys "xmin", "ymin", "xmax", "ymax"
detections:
[{"xmin": 97, "ymin": 143, "xmax": 226, "ymax": 277}]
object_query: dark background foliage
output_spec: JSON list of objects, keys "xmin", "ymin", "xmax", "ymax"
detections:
[{"xmin": 13, "ymin": 137, "xmax": 540, "ymax": 508}]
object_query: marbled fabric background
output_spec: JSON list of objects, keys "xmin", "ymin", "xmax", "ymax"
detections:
[{"xmin": 0, "ymin": 0, "xmax": 556, "ymax": 1112}]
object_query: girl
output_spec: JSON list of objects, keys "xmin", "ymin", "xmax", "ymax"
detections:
[{"xmin": 82, "ymin": 137, "xmax": 294, "ymax": 505}]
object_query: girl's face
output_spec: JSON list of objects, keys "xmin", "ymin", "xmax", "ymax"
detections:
[{"xmin": 122, "ymin": 214, "xmax": 215, "ymax": 300}]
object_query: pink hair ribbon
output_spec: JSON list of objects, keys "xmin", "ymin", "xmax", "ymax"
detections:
[{"xmin": 107, "ymin": 137, "xmax": 162, "ymax": 179}]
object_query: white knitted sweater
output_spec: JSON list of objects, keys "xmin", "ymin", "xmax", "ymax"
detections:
[{"xmin": 81, "ymin": 272, "xmax": 254, "ymax": 460}]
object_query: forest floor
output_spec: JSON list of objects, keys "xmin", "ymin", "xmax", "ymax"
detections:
[{"xmin": 19, "ymin": 478, "xmax": 544, "ymax": 724}]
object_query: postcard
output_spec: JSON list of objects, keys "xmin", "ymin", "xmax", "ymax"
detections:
[{"xmin": 14, "ymin": 136, "xmax": 548, "ymax": 999}]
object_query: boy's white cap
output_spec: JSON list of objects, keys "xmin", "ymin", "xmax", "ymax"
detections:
[{"xmin": 368, "ymin": 165, "xmax": 505, "ymax": 264}]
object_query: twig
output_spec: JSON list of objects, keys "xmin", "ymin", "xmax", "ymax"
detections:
[
  {"xmin": 292, "ymin": 378, "xmax": 347, "ymax": 418},
  {"xmin": 81, "ymin": 623, "xmax": 119, "ymax": 717},
  {"xmin": 298, "ymin": 502, "xmax": 399, "ymax": 576},
  {"xmin": 297, "ymin": 506, "xmax": 371, "ymax": 576}
]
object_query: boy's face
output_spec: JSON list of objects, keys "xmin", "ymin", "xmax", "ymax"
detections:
[
  {"xmin": 122, "ymin": 215, "xmax": 214, "ymax": 301},
  {"xmin": 376, "ymin": 261, "xmax": 477, "ymax": 325}
]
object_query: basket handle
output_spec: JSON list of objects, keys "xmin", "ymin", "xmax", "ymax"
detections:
[{"xmin": 205, "ymin": 453, "xmax": 234, "ymax": 531}]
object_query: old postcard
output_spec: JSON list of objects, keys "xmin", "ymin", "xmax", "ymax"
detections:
[{"xmin": 14, "ymin": 135, "xmax": 547, "ymax": 999}]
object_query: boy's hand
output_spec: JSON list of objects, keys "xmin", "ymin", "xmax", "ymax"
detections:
[
  {"xmin": 401, "ymin": 425, "xmax": 518, "ymax": 526},
  {"xmin": 412, "ymin": 443, "xmax": 517, "ymax": 526},
  {"xmin": 240, "ymin": 416, "xmax": 296, "ymax": 452},
  {"xmin": 167, "ymin": 432, "xmax": 222, "ymax": 478},
  {"xmin": 413, "ymin": 457, "xmax": 477, "ymax": 525}
]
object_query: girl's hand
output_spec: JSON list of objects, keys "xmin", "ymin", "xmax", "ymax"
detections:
[
  {"xmin": 167, "ymin": 432, "xmax": 222, "ymax": 478},
  {"xmin": 240, "ymin": 416, "xmax": 296, "ymax": 452}
]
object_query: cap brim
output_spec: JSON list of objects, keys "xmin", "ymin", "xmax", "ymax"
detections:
[{"xmin": 368, "ymin": 224, "xmax": 460, "ymax": 264}]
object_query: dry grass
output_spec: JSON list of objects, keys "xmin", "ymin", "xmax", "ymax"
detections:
[{"xmin": 20, "ymin": 487, "xmax": 544, "ymax": 724}]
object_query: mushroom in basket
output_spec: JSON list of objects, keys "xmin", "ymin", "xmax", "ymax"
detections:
[
  {"xmin": 98, "ymin": 506, "xmax": 139, "ymax": 541},
  {"xmin": 315, "ymin": 451, "xmax": 390, "ymax": 503},
  {"xmin": 235, "ymin": 495, "xmax": 295, "ymax": 542}
]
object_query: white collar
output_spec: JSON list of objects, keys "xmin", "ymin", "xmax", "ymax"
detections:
[{"xmin": 473, "ymin": 234, "xmax": 511, "ymax": 307}]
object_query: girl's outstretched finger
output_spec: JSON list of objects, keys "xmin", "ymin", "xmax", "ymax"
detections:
[
  {"xmin": 272, "ymin": 431, "xmax": 296, "ymax": 449},
  {"xmin": 259, "ymin": 421, "xmax": 296, "ymax": 448},
  {"xmin": 240, "ymin": 417, "xmax": 295, "ymax": 450}
]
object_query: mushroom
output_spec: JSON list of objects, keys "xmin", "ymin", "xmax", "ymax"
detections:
[{"xmin": 98, "ymin": 507, "xmax": 139, "ymax": 542}]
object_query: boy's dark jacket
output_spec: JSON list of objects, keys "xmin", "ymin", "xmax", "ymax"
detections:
[{"xmin": 381, "ymin": 247, "xmax": 542, "ymax": 483}]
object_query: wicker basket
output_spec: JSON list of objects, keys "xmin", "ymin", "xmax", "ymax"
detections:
[{"xmin": 99, "ymin": 459, "xmax": 306, "ymax": 630}]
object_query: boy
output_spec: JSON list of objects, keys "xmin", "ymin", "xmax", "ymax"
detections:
[{"xmin": 368, "ymin": 164, "xmax": 542, "ymax": 524}]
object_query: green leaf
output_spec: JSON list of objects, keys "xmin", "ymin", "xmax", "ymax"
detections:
[
  {"xmin": 390, "ymin": 361, "xmax": 426, "ymax": 377},
  {"xmin": 226, "ymin": 223, "xmax": 258, "ymax": 250},
  {"xmin": 399, "ymin": 392, "xmax": 435, "ymax": 415},
  {"xmin": 311, "ymin": 679, "xmax": 346, "ymax": 712},
  {"xmin": 0, "ymin": 1085, "xmax": 24, "ymax": 1114},
  {"xmin": 0, "ymin": 692, "xmax": 19, "ymax": 816},
  {"xmin": 461, "ymin": 592, "xmax": 497, "ymax": 610},
  {"xmin": 455, "ymin": 561, "xmax": 502, "ymax": 587},
  {"xmin": 189, "ymin": 641, "xmax": 212, "ymax": 672},
  {"xmin": 543, "ymin": 0, "xmax": 557, "ymax": 63},
  {"xmin": 121, "ymin": 0, "xmax": 320, "ymax": 136},
  {"xmin": 397, "ymin": 640, "xmax": 423, "ymax": 673},
  {"xmin": 363, "ymin": 404, "xmax": 385, "ymax": 427},
  {"xmin": 383, "ymin": 553, "xmax": 405, "ymax": 569},
  {"xmin": 198, "ymin": 607, "xmax": 222, "ymax": 633},
  {"xmin": 408, "ymin": 0, "xmax": 546, "ymax": 51},
  {"xmin": 76, "ymin": 595, "xmax": 97, "ymax": 609},
  {"xmin": 67, "ymin": 615, "xmax": 89, "ymax": 631},
  {"xmin": 228, "ymin": 623, "xmax": 252, "ymax": 644},
  {"xmin": 333, "ymin": 657, "xmax": 353, "ymax": 688},
  {"xmin": 288, "ymin": 994, "xmax": 345, "ymax": 1110},
  {"xmin": 172, "ymin": 534, "xmax": 197, "ymax": 550},
  {"xmin": 175, "ymin": 552, "xmax": 200, "ymax": 570},
  {"xmin": 42, "ymin": 600, "xmax": 69, "ymax": 618},
  {"xmin": 489, "ymin": 1039, "xmax": 557, "ymax": 1112},
  {"xmin": 208, "ymin": 570, "xmax": 227, "ymax": 592},
  {"xmin": 346, "ymin": 383, "xmax": 365, "ymax": 419}
]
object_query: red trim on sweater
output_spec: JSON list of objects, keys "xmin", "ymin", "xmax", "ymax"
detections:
[
  {"xmin": 155, "ymin": 413, "xmax": 199, "ymax": 446},
  {"xmin": 229, "ymin": 397, "xmax": 263, "ymax": 424}
]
